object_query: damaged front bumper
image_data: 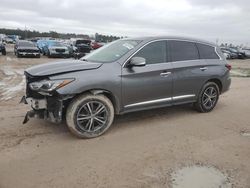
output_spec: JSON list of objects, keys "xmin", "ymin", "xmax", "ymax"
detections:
[{"xmin": 20, "ymin": 96, "xmax": 63, "ymax": 124}]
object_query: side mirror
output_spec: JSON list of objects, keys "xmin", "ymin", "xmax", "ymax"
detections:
[{"xmin": 129, "ymin": 57, "xmax": 146, "ymax": 67}]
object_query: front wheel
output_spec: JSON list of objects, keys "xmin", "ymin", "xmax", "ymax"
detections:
[
  {"xmin": 66, "ymin": 94, "xmax": 114, "ymax": 138},
  {"xmin": 194, "ymin": 82, "xmax": 219, "ymax": 112}
]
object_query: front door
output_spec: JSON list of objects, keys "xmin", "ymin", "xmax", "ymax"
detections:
[{"xmin": 122, "ymin": 40, "xmax": 173, "ymax": 112}]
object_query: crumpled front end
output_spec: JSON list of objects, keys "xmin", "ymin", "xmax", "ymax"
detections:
[
  {"xmin": 21, "ymin": 72, "xmax": 72, "ymax": 124},
  {"xmin": 21, "ymin": 96, "xmax": 63, "ymax": 124}
]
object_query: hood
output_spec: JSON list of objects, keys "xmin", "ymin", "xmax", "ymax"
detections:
[
  {"xmin": 25, "ymin": 60, "xmax": 102, "ymax": 76},
  {"xmin": 49, "ymin": 46, "xmax": 68, "ymax": 50}
]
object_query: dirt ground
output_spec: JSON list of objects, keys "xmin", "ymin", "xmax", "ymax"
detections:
[{"xmin": 0, "ymin": 45, "xmax": 250, "ymax": 188}]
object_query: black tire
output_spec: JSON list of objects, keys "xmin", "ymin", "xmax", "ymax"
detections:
[
  {"xmin": 66, "ymin": 94, "xmax": 114, "ymax": 138},
  {"xmin": 47, "ymin": 51, "xmax": 51, "ymax": 58},
  {"xmin": 17, "ymin": 53, "xmax": 21, "ymax": 58},
  {"xmin": 36, "ymin": 54, "xmax": 41, "ymax": 58},
  {"xmin": 194, "ymin": 82, "xmax": 219, "ymax": 113},
  {"xmin": 2, "ymin": 49, "xmax": 6, "ymax": 55}
]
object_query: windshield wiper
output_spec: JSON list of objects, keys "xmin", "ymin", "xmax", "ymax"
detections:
[{"xmin": 81, "ymin": 59, "xmax": 88, "ymax": 62}]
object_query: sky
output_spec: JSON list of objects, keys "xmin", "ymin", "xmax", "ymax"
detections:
[{"xmin": 0, "ymin": 0, "xmax": 249, "ymax": 45}]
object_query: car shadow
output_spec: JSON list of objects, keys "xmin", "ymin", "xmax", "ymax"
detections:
[{"xmin": 109, "ymin": 104, "xmax": 197, "ymax": 132}]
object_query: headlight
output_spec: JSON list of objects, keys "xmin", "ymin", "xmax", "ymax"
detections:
[
  {"xmin": 49, "ymin": 48, "xmax": 55, "ymax": 52},
  {"xmin": 29, "ymin": 79, "xmax": 74, "ymax": 92}
]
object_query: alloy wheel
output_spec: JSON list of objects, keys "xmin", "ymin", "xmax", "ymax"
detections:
[
  {"xmin": 202, "ymin": 86, "xmax": 218, "ymax": 109},
  {"xmin": 76, "ymin": 101, "xmax": 108, "ymax": 133}
]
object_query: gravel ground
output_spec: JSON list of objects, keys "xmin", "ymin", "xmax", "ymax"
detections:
[{"xmin": 0, "ymin": 45, "xmax": 250, "ymax": 188}]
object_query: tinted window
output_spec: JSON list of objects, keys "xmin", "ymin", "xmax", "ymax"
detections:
[
  {"xmin": 134, "ymin": 41, "xmax": 166, "ymax": 64},
  {"xmin": 197, "ymin": 43, "xmax": 219, "ymax": 59},
  {"xmin": 169, "ymin": 41, "xmax": 199, "ymax": 62}
]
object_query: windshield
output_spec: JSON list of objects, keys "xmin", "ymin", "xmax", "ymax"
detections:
[
  {"xmin": 229, "ymin": 48, "xmax": 238, "ymax": 53},
  {"xmin": 82, "ymin": 40, "xmax": 141, "ymax": 63},
  {"xmin": 76, "ymin": 40, "xmax": 91, "ymax": 45},
  {"xmin": 49, "ymin": 41, "xmax": 63, "ymax": 47},
  {"xmin": 20, "ymin": 41, "xmax": 36, "ymax": 47}
]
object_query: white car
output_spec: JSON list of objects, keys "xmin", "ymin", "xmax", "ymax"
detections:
[
  {"xmin": 242, "ymin": 49, "xmax": 250, "ymax": 58},
  {"xmin": 223, "ymin": 52, "xmax": 230, "ymax": 59}
]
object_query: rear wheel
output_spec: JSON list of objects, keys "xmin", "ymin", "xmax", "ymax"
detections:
[
  {"xmin": 194, "ymin": 82, "xmax": 219, "ymax": 112},
  {"xmin": 66, "ymin": 94, "xmax": 114, "ymax": 138}
]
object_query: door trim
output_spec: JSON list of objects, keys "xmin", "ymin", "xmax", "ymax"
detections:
[
  {"xmin": 172, "ymin": 95, "xmax": 195, "ymax": 100},
  {"xmin": 125, "ymin": 94, "xmax": 195, "ymax": 108}
]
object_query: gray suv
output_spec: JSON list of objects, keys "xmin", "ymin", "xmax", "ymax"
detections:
[{"xmin": 21, "ymin": 36, "xmax": 231, "ymax": 138}]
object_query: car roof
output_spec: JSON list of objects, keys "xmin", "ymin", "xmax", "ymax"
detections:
[{"xmin": 122, "ymin": 36, "xmax": 217, "ymax": 47}]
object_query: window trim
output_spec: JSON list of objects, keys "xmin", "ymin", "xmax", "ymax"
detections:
[{"xmin": 122, "ymin": 38, "xmax": 222, "ymax": 68}]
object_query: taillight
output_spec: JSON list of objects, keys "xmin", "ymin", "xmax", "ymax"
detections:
[{"xmin": 225, "ymin": 64, "xmax": 231, "ymax": 71}]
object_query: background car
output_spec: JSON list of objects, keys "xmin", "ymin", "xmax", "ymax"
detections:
[
  {"xmin": 91, "ymin": 41, "xmax": 104, "ymax": 50},
  {"xmin": 229, "ymin": 47, "xmax": 245, "ymax": 59},
  {"xmin": 62, "ymin": 42, "xmax": 74, "ymax": 57},
  {"xmin": 221, "ymin": 47, "xmax": 241, "ymax": 59},
  {"xmin": 223, "ymin": 51, "xmax": 230, "ymax": 59},
  {"xmin": 36, "ymin": 39, "xmax": 49, "ymax": 54},
  {"xmin": 71, "ymin": 39, "xmax": 92, "ymax": 58},
  {"xmin": 14, "ymin": 40, "xmax": 40, "ymax": 58},
  {"xmin": 43, "ymin": 40, "xmax": 70, "ymax": 58},
  {"xmin": 4, "ymin": 37, "xmax": 15, "ymax": 44},
  {"xmin": 0, "ymin": 41, "xmax": 6, "ymax": 55},
  {"xmin": 242, "ymin": 48, "xmax": 250, "ymax": 58}
]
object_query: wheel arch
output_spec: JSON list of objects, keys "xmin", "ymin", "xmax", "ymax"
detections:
[
  {"xmin": 64, "ymin": 89, "xmax": 120, "ymax": 114},
  {"xmin": 206, "ymin": 78, "xmax": 222, "ymax": 93},
  {"xmin": 89, "ymin": 89, "xmax": 120, "ymax": 114}
]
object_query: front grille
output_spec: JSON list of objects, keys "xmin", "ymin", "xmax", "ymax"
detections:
[
  {"xmin": 77, "ymin": 46, "xmax": 91, "ymax": 53},
  {"xmin": 19, "ymin": 49, "xmax": 39, "ymax": 53},
  {"xmin": 55, "ymin": 49, "xmax": 65, "ymax": 53}
]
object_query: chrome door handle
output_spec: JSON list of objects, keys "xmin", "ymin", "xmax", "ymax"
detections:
[
  {"xmin": 160, "ymin": 72, "xmax": 171, "ymax": 77},
  {"xmin": 200, "ymin": 67, "xmax": 208, "ymax": 71}
]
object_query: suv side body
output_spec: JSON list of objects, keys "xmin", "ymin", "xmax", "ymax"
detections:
[{"xmin": 22, "ymin": 36, "xmax": 231, "ymax": 138}]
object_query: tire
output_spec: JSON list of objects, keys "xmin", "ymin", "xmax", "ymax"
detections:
[
  {"xmin": 66, "ymin": 94, "xmax": 114, "ymax": 138},
  {"xmin": 2, "ymin": 49, "xmax": 6, "ymax": 55},
  {"xmin": 194, "ymin": 82, "xmax": 219, "ymax": 113},
  {"xmin": 17, "ymin": 53, "xmax": 21, "ymax": 58}
]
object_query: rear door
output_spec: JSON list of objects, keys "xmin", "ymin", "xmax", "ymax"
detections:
[
  {"xmin": 168, "ymin": 40, "xmax": 207, "ymax": 104},
  {"xmin": 122, "ymin": 40, "xmax": 173, "ymax": 112}
]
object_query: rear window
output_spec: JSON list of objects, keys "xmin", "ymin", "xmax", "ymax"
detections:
[
  {"xmin": 197, "ymin": 43, "xmax": 219, "ymax": 59},
  {"xmin": 169, "ymin": 40, "xmax": 199, "ymax": 62}
]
